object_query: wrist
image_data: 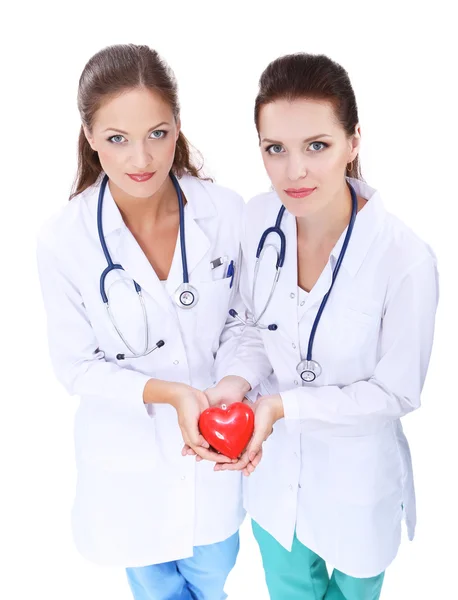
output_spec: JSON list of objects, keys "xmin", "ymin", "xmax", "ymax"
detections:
[
  {"xmin": 143, "ymin": 379, "xmax": 187, "ymax": 408},
  {"xmin": 220, "ymin": 375, "xmax": 251, "ymax": 395},
  {"xmin": 264, "ymin": 394, "xmax": 284, "ymax": 422}
]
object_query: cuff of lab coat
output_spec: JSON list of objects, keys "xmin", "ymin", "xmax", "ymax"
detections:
[
  {"xmin": 281, "ymin": 388, "xmax": 302, "ymax": 420},
  {"xmin": 280, "ymin": 388, "xmax": 303, "ymax": 433},
  {"xmin": 217, "ymin": 361, "xmax": 262, "ymax": 395},
  {"xmin": 123, "ymin": 372, "xmax": 153, "ymax": 418}
]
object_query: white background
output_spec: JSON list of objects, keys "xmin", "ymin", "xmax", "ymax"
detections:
[{"xmin": 1, "ymin": 1, "xmax": 456, "ymax": 598}]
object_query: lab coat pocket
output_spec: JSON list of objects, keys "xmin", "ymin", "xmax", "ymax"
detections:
[
  {"xmin": 332, "ymin": 294, "xmax": 381, "ymax": 353},
  {"xmin": 74, "ymin": 398, "xmax": 157, "ymax": 473},
  {"xmin": 329, "ymin": 427, "xmax": 403, "ymax": 506},
  {"xmin": 195, "ymin": 277, "xmax": 233, "ymax": 349}
]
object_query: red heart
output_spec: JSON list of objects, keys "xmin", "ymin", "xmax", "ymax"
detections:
[{"xmin": 198, "ymin": 402, "xmax": 255, "ymax": 459}]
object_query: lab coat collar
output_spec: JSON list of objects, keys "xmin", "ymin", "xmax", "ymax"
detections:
[
  {"xmin": 87, "ymin": 173, "xmax": 216, "ymax": 316},
  {"xmin": 329, "ymin": 178, "xmax": 386, "ymax": 277},
  {"xmin": 92, "ymin": 172, "xmax": 217, "ymax": 237}
]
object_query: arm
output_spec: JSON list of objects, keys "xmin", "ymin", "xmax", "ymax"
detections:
[
  {"xmin": 212, "ymin": 201, "xmax": 274, "ymax": 401},
  {"xmin": 278, "ymin": 255, "xmax": 439, "ymax": 431},
  {"xmin": 36, "ymin": 236, "xmax": 233, "ymax": 462},
  {"xmin": 37, "ymin": 237, "xmax": 152, "ymax": 418},
  {"xmin": 217, "ymin": 253, "xmax": 439, "ymax": 474}
]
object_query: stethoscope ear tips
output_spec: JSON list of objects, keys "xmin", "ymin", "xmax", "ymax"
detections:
[{"xmin": 268, "ymin": 324, "xmax": 278, "ymax": 331}]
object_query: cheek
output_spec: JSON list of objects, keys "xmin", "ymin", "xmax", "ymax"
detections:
[
  {"xmin": 313, "ymin": 150, "xmax": 346, "ymax": 178},
  {"xmin": 262, "ymin": 154, "xmax": 283, "ymax": 183},
  {"xmin": 97, "ymin": 146, "xmax": 124, "ymax": 171}
]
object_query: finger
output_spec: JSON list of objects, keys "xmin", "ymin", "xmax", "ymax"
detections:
[
  {"xmin": 196, "ymin": 455, "xmax": 202, "ymax": 462},
  {"xmin": 193, "ymin": 446, "xmax": 233, "ymax": 463},
  {"xmin": 186, "ymin": 431, "xmax": 210, "ymax": 449},
  {"xmin": 214, "ymin": 452, "xmax": 250, "ymax": 471},
  {"xmin": 246, "ymin": 431, "xmax": 265, "ymax": 462},
  {"xmin": 246, "ymin": 461, "xmax": 256, "ymax": 474},
  {"xmin": 251, "ymin": 449, "xmax": 263, "ymax": 468},
  {"xmin": 181, "ymin": 444, "xmax": 196, "ymax": 457}
]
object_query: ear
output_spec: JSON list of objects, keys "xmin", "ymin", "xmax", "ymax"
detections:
[
  {"xmin": 349, "ymin": 124, "xmax": 361, "ymax": 162},
  {"xmin": 83, "ymin": 125, "xmax": 97, "ymax": 151}
]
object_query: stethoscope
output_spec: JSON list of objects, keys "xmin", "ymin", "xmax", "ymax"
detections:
[
  {"xmin": 230, "ymin": 182, "xmax": 358, "ymax": 383},
  {"xmin": 98, "ymin": 172, "xmax": 199, "ymax": 360}
]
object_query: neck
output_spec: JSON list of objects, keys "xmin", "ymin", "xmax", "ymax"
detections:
[
  {"xmin": 109, "ymin": 175, "xmax": 179, "ymax": 233},
  {"xmin": 296, "ymin": 183, "xmax": 354, "ymax": 249}
]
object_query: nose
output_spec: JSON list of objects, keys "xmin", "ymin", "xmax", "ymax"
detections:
[
  {"xmin": 286, "ymin": 153, "xmax": 307, "ymax": 182},
  {"xmin": 131, "ymin": 141, "xmax": 152, "ymax": 170}
]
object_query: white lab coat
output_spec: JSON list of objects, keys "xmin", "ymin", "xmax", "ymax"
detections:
[
  {"xmin": 223, "ymin": 178, "xmax": 439, "ymax": 577},
  {"xmin": 37, "ymin": 174, "xmax": 246, "ymax": 567}
]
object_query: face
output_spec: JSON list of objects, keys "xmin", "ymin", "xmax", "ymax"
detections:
[
  {"xmin": 84, "ymin": 87, "xmax": 179, "ymax": 199},
  {"xmin": 258, "ymin": 98, "xmax": 360, "ymax": 217}
]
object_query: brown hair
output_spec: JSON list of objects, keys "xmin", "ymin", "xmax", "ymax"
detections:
[
  {"xmin": 254, "ymin": 53, "xmax": 362, "ymax": 180},
  {"xmin": 71, "ymin": 44, "xmax": 205, "ymax": 199}
]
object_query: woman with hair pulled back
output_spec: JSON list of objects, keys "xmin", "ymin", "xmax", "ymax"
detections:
[
  {"xmin": 37, "ymin": 44, "xmax": 248, "ymax": 600},
  {"xmin": 210, "ymin": 54, "xmax": 439, "ymax": 598}
]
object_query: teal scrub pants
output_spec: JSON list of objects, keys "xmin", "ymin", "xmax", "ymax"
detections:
[{"xmin": 252, "ymin": 521, "xmax": 384, "ymax": 600}]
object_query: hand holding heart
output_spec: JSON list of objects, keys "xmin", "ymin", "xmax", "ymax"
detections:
[
  {"xmin": 181, "ymin": 376, "xmax": 252, "ymax": 461},
  {"xmin": 167, "ymin": 383, "xmax": 234, "ymax": 464},
  {"xmin": 213, "ymin": 394, "xmax": 285, "ymax": 475}
]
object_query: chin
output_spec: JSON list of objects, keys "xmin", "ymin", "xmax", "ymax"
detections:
[{"xmin": 281, "ymin": 196, "xmax": 320, "ymax": 218}]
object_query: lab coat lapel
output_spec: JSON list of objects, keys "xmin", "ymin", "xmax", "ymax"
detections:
[
  {"xmin": 165, "ymin": 203, "xmax": 211, "ymax": 298},
  {"xmin": 116, "ymin": 226, "xmax": 175, "ymax": 317},
  {"xmin": 270, "ymin": 208, "xmax": 300, "ymax": 347}
]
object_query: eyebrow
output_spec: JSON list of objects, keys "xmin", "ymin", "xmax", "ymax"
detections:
[
  {"xmin": 261, "ymin": 134, "xmax": 333, "ymax": 144},
  {"xmin": 103, "ymin": 121, "xmax": 170, "ymax": 134}
]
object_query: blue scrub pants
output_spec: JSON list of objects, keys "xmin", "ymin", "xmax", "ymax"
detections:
[
  {"xmin": 126, "ymin": 531, "xmax": 239, "ymax": 600},
  {"xmin": 252, "ymin": 521, "xmax": 384, "ymax": 600}
]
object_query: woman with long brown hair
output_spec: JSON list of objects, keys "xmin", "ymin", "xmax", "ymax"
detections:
[
  {"xmin": 210, "ymin": 53, "xmax": 439, "ymax": 599},
  {"xmin": 37, "ymin": 44, "xmax": 249, "ymax": 600}
]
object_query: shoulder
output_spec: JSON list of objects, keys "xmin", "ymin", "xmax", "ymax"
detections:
[
  {"xmin": 181, "ymin": 175, "xmax": 245, "ymax": 214},
  {"xmin": 37, "ymin": 184, "xmax": 97, "ymax": 254},
  {"xmin": 382, "ymin": 211, "xmax": 437, "ymax": 274},
  {"xmin": 245, "ymin": 190, "xmax": 281, "ymax": 224}
]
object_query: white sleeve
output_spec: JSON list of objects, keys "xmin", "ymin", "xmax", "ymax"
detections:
[
  {"xmin": 214, "ymin": 208, "xmax": 273, "ymax": 393},
  {"xmin": 37, "ymin": 237, "xmax": 151, "ymax": 418},
  {"xmin": 281, "ymin": 255, "xmax": 439, "ymax": 431}
]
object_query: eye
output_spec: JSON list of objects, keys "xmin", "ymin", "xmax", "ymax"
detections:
[
  {"xmin": 266, "ymin": 144, "xmax": 285, "ymax": 155},
  {"xmin": 309, "ymin": 141, "xmax": 328, "ymax": 152},
  {"xmin": 108, "ymin": 134, "xmax": 125, "ymax": 144},
  {"xmin": 149, "ymin": 130, "xmax": 167, "ymax": 139}
]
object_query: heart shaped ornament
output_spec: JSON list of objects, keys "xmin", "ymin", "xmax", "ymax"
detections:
[{"xmin": 198, "ymin": 402, "xmax": 255, "ymax": 459}]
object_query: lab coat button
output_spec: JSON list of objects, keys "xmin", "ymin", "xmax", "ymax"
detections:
[
  {"xmin": 300, "ymin": 301, "xmax": 305, "ymax": 306},
  {"xmin": 173, "ymin": 360, "xmax": 179, "ymax": 365},
  {"xmin": 290, "ymin": 292, "xmax": 295, "ymax": 299},
  {"xmin": 292, "ymin": 343, "xmax": 296, "ymax": 349},
  {"xmin": 181, "ymin": 475, "xmax": 186, "ymax": 481},
  {"xmin": 294, "ymin": 380, "xmax": 299, "ymax": 385},
  {"xmin": 289, "ymin": 484, "xmax": 293, "ymax": 491}
]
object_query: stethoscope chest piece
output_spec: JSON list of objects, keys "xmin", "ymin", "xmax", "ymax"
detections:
[
  {"xmin": 296, "ymin": 359, "xmax": 322, "ymax": 383},
  {"xmin": 174, "ymin": 283, "xmax": 199, "ymax": 309}
]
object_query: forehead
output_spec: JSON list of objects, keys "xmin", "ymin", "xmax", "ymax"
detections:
[
  {"xmin": 258, "ymin": 98, "xmax": 342, "ymax": 140},
  {"xmin": 92, "ymin": 87, "xmax": 174, "ymax": 131}
]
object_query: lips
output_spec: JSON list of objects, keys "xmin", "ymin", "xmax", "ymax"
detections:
[
  {"xmin": 127, "ymin": 172, "xmax": 154, "ymax": 182},
  {"xmin": 284, "ymin": 187, "xmax": 316, "ymax": 199}
]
